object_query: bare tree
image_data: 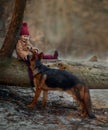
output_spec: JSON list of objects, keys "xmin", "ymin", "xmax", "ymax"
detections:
[{"xmin": 0, "ymin": 0, "xmax": 27, "ymax": 57}]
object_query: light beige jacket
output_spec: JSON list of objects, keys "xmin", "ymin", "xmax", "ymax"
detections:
[{"xmin": 16, "ymin": 39, "xmax": 38, "ymax": 60}]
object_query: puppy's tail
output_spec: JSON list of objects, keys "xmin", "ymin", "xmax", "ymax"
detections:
[
  {"xmin": 83, "ymin": 85, "xmax": 96, "ymax": 118},
  {"xmin": 74, "ymin": 84, "xmax": 95, "ymax": 118}
]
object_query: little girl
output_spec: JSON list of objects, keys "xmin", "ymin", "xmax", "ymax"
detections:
[{"xmin": 16, "ymin": 22, "xmax": 58, "ymax": 61}]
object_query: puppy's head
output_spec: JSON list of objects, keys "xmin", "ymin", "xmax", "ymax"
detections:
[{"xmin": 30, "ymin": 51, "xmax": 43, "ymax": 71}]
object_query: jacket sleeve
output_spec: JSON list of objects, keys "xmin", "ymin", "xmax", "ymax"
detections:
[{"xmin": 26, "ymin": 41, "xmax": 39, "ymax": 52}]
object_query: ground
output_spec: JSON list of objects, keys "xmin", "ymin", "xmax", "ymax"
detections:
[{"xmin": 0, "ymin": 86, "xmax": 108, "ymax": 130}]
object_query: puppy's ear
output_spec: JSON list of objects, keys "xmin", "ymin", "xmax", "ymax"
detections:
[
  {"xmin": 31, "ymin": 51, "xmax": 37, "ymax": 61},
  {"xmin": 38, "ymin": 52, "xmax": 44, "ymax": 60}
]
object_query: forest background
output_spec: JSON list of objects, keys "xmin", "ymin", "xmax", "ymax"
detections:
[{"xmin": 0, "ymin": 0, "xmax": 108, "ymax": 61}]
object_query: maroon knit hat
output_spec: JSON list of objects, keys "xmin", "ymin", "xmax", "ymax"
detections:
[{"xmin": 20, "ymin": 22, "xmax": 29, "ymax": 36}]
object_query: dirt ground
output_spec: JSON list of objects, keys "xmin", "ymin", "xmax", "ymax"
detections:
[{"xmin": 0, "ymin": 86, "xmax": 108, "ymax": 130}]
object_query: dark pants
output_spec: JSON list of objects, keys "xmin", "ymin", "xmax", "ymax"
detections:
[{"xmin": 25, "ymin": 61, "xmax": 34, "ymax": 87}]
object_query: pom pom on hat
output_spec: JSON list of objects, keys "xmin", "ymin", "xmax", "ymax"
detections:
[{"xmin": 20, "ymin": 22, "xmax": 30, "ymax": 36}]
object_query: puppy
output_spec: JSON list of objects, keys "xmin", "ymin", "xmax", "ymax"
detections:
[{"xmin": 27, "ymin": 51, "xmax": 95, "ymax": 118}]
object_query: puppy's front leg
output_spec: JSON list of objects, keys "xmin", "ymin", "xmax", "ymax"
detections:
[
  {"xmin": 27, "ymin": 74, "xmax": 47, "ymax": 109},
  {"xmin": 27, "ymin": 86, "xmax": 42, "ymax": 109},
  {"xmin": 42, "ymin": 90, "xmax": 48, "ymax": 108}
]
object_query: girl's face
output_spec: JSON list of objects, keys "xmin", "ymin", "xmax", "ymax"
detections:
[{"xmin": 20, "ymin": 35, "xmax": 30, "ymax": 42}]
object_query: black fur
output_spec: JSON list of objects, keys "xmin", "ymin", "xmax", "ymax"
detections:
[{"xmin": 35, "ymin": 60, "xmax": 83, "ymax": 90}]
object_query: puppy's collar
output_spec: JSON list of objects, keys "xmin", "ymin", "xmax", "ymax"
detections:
[
  {"xmin": 33, "ymin": 72, "xmax": 41, "ymax": 77},
  {"xmin": 33, "ymin": 68, "xmax": 41, "ymax": 77}
]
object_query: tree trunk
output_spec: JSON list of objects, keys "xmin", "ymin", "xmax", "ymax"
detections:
[
  {"xmin": 0, "ymin": 0, "xmax": 27, "ymax": 57},
  {"xmin": 0, "ymin": 57, "xmax": 108, "ymax": 89}
]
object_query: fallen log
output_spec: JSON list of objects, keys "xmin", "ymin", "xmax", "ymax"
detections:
[
  {"xmin": 0, "ymin": 57, "xmax": 108, "ymax": 89},
  {"xmin": 0, "ymin": 57, "xmax": 31, "ymax": 87},
  {"xmin": 62, "ymin": 60, "xmax": 108, "ymax": 89}
]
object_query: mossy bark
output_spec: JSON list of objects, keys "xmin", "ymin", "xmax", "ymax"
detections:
[
  {"xmin": 0, "ymin": 57, "xmax": 31, "ymax": 87},
  {"xmin": 66, "ymin": 60, "xmax": 108, "ymax": 89}
]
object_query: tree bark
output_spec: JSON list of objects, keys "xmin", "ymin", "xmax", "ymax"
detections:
[
  {"xmin": 66, "ymin": 60, "xmax": 108, "ymax": 89},
  {"xmin": 0, "ymin": 57, "xmax": 108, "ymax": 89},
  {"xmin": 0, "ymin": 0, "xmax": 27, "ymax": 57},
  {"xmin": 0, "ymin": 57, "xmax": 31, "ymax": 87}
]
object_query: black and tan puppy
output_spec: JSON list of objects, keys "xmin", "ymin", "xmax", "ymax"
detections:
[{"xmin": 27, "ymin": 52, "xmax": 95, "ymax": 118}]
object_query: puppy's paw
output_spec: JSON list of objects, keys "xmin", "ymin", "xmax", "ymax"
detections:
[{"xmin": 27, "ymin": 104, "xmax": 35, "ymax": 109}]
